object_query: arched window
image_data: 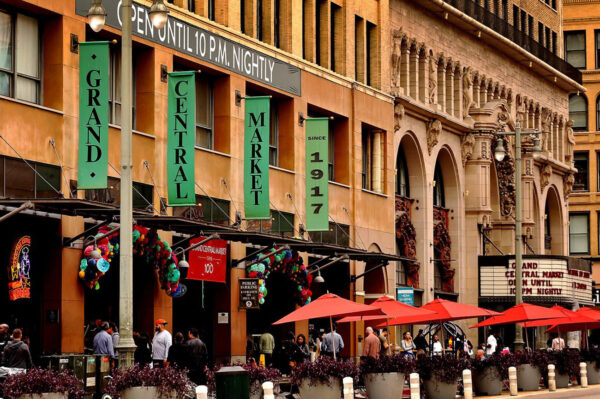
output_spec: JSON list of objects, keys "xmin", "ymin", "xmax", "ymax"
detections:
[
  {"xmin": 596, "ymin": 95, "xmax": 600, "ymax": 131},
  {"xmin": 433, "ymin": 162, "xmax": 445, "ymax": 207},
  {"xmin": 569, "ymin": 94, "xmax": 588, "ymax": 132},
  {"xmin": 395, "ymin": 147, "xmax": 410, "ymax": 197}
]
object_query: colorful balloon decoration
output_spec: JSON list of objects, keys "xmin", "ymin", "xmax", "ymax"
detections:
[
  {"xmin": 78, "ymin": 225, "xmax": 182, "ymax": 297},
  {"xmin": 246, "ymin": 247, "xmax": 312, "ymax": 306}
]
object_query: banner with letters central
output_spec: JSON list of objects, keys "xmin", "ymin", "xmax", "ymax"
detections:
[
  {"xmin": 78, "ymin": 42, "xmax": 109, "ymax": 189},
  {"xmin": 167, "ymin": 71, "xmax": 196, "ymax": 206},
  {"xmin": 244, "ymin": 97, "xmax": 270, "ymax": 219}
]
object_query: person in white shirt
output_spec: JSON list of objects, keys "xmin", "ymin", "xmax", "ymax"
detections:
[
  {"xmin": 152, "ymin": 319, "xmax": 172, "ymax": 368},
  {"xmin": 552, "ymin": 334, "xmax": 565, "ymax": 351},
  {"xmin": 486, "ymin": 331, "xmax": 498, "ymax": 356},
  {"xmin": 432, "ymin": 334, "xmax": 442, "ymax": 356}
]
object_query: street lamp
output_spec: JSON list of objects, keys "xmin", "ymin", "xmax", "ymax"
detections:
[
  {"xmin": 493, "ymin": 119, "xmax": 541, "ymax": 352},
  {"xmin": 87, "ymin": 0, "xmax": 169, "ymax": 368},
  {"xmin": 149, "ymin": 0, "xmax": 170, "ymax": 29}
]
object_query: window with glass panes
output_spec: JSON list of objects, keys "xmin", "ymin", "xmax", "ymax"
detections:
[
  {"xmin": 565, "ymin": 31, "xmax": 586, "ymax": 69},
  {"xmin": 569, "ymin": 94, "xmax": 588, "ymax": 131},
  {"xmin": 569, "ymin": 213, "xmax": 589, "ymax": 254},
  {"xmin": 597, "ymin": 96, "xmax": 600, "ymax": 131},
  {"xmin": 269, "ymin": 99, "xmax": 279, "ymax": 166},
  {"xmin": 573, "ymin": 152, "xmax": 589, "ymax": 191},
  {"xmin": 309, "ymin": 223, "xmax": 350, "ymax": 246},
  {"xmin": 596, "ymin": 30, "xmax": 600, "ymax": 69},
  {"xmin": 396, "ymin": 261, "xmax": 407, "ymax": 286},
  {"xmin": 433, "ymin": 162, "xmax": 445, "ymax": 207},
  {"xmin": 0, "ymin": 157, "xmax": 60, "ymax": 199},
  {"xmin": 396, "ymin": 147, "xmax": 409, "ymax": 197},
  {"xmin": 172, "ymin": 194, "xmax": 230, "ymax": 225},
  {"xmin": 108, "ymin": 48, "xmax": 136, "ymax": 128},
  {"xmin": 195, "ymin": 75, "xmax": 214, "ymax": 149},
  {"xmin": 84, "ymin": 177, "xmax": 153, "ymax": 210},
  {"xmin": 0, "ymin": 11, "xmax": 40, "ymax": 103}
]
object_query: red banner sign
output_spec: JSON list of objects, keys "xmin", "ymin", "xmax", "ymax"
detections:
[
  {"xmin": 187, "ymin": 237, "xmax": 228, "ymax": 283},
  {"xmin": 8, "ymin": 236, "xmax": 31, "ymax": 301}
]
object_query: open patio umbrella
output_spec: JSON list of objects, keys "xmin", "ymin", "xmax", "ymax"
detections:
[
  {"xmin": 272, "ymin": 293, "xmax": 384, "ymax": 359},
  {"xmin": 519, "ymin": 306, "xmax": 575, "ymax": 328},
  {"xmin": 336, "ymin": 296, "xmax": 438, "ymax": 324},
  {"xmin": 545, "ymin": 308, "xmax": 600, "ymax": 348},
  {"xmin": 576, "ymin": 307, "xmax": 600, "ymax": 321}
]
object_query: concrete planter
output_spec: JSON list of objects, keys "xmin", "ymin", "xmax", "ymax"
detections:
[
  {"xmin": 587, "ymin": 361, "xmax": 600, "ymax": 385},
  {"xmin": 364, "ymin": 372, "xmax": 407, "ymax": 399},
  {"xmin": 517, "ymin": 364, "xmax": 541, "ymax": 391},
  {"xmin": 473, "ymin": 367, "xmax": 503, "ymax": 396},
  {"xmin": 249, "ymin": 381, "xmax": 262, "ymax": 399},
  {"xmin": 555, "ymin": 372, "xmax": 569, "ymax": 389},
  {"xmin": 423, "ymin": 376, "xmax": 457, "ymax": 399},
  {"xmin": 17, "ymin": 395, "xmax": 67, "ymax": 399},
  {"xmin": 298, "ymin": 377, "xmax": 341, "ymax": 399},
  {"xmin": 121, "ymin": 387, "xmax": 177, "ymax": 399}
]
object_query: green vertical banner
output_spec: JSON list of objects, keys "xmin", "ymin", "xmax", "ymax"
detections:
[
  {"xmin": 305, "ymin": 118, "xmax": 329, "ymax": 231},
  {"xmin": 78, "ymin": 42, "xmax": 109, "ymax": 189},
  {"xmin": 167, "ymin": 72, "xmax": 196, "ymax": 206},
  {"xmin": 244, "ymin": 96, "xmax": 270, "ymax": 219}
]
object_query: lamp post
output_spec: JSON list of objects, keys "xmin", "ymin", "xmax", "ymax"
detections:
[
  {"xmin": 493, "ymin": 119, "xmax": 541, "ymax": 352},
  {"xmin": 87, "ymin": 0, "xmax": 168, "ymax": 368}
]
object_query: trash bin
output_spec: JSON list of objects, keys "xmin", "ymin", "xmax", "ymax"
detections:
[
  {"xmin": 215, "ymin": 366, "xmax": 249, "ymax": 399},
  {"xmin": 40, "ymin": 354, "xmax": 97, "ymax": 394},
  {"xmin": 95, "ymin": 355, "xmax": 111, "ymax": 395}
]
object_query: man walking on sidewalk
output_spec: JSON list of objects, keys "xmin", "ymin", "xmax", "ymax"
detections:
[
  {"xmin": 152, "ymin": 319, "xmax": 172, "ymax": 368},
  {"xmin": 362, "ymin": 327, "xmax": 380, "ymax": 359}
]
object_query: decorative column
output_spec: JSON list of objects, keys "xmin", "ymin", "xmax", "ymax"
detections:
[
  {"xmin": 409, "ymin": 44, "xmax": 419, "ymax": 100},
  {"xmin": 437, "ymin": 60, "xmax": 446, "ymax": 113},
  {"xmin": 400, "ymin": 43, "xmax": 410, "ymax": 93},
  {"xmin": 445, "ymin": 64, "xmax": 454, "ymax": 116},
  {"xmin": 372, "ymin": 130, "xmax": 383, "ymax": 193}
]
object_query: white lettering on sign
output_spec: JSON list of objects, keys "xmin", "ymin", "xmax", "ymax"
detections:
[{"xmin": 480, "ymin": 258, "xmax": 592, "ymax": 305}]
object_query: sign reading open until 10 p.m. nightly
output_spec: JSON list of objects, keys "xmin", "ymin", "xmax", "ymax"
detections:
[{"xmin": 75, "ymin": 0, "xmax": 301, "ymax": 96}]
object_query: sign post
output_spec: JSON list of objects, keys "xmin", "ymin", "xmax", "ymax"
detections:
[
  {"xmin": 305, "ymin": 118, "xmax": 330, "ymax": 231},
  {"xmin": 239, "ymin": 278, "xmax": 260, "ymax": 309},
  {"xmin": 187, "ymin": 237, "xmax": 228, "ymax": 283},
  {"xmin": 396, "ymin": 286, "xmax": 414, "ymax": 306},
  {"xmin": 244, "ymin": 97, "xmax": 270, "ymax": 219}
]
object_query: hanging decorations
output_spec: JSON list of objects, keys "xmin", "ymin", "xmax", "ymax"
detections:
[
  {"xmin": 78, "ymin": 225, "xmax": 182, "ymax": 297},
  {"xmin": 246, "ymin": 247, "xmax": 312, "ymax": 306}
]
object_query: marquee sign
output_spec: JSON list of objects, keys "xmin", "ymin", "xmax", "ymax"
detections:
[
  {"xmin": 8, "ymin": 236, "xmax": 31, "ymax": 301},
  {"xmin": 74, "ymin": 0, "xmax": 301, "ymax": 96},
  {"xmin": 479, "ymin": 257, "xmax": 592, "ymax": 305}
]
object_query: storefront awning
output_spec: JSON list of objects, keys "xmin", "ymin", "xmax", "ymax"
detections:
[{"xmin": 133, "ymin": 215, "xmax": 237, "ymax": 234}]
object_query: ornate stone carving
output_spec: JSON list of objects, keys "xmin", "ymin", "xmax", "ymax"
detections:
[
  {"xmin": 565, "ymin": 120, "xmax": 575, "ymax": 165},
  {"xmin": 564, "ymin": 173, "xmax": 574, "ymax": 199},
  {"xmin": 395, "ymin": 196, "xmax": 419, "ymax": 288},
  {"xmin": 494, "ymin": 138, "xmax": 516, "ymax": 217},
  {"xmin": 428, "ymin": 54, "xmax": 437, "ymax": 104},
  {"xmin": 481, "ymin": 141, "xmax": 488, "ymax": 160},
  {"xmin": 391, "ymin": 29, "xmax": 403, "ymax": 95},
  {"xmin": 461, "ymin": 133, "xmax": 475, "ymax": 166},
  {"xmin": 463, "ymin": 67, "xmax": 473, "ymax": 117},
  {"xmin": 433, "ymin": 206, "xmax": 454, "ymax": 293},
  {"xmin": 427, "ymin": 119, "xmax": 442, "ymax": 155},
  {"xmin": 541, "ymin": 108, "xmax": 552, "ymax": 152},
  {"xmin": 525, "ymin": 159, "xmax": 532, "ymax": 176},
  {"xmin": 394, "ymin": 102, "xmax": 405, "ymax": 133},
  {"xmin": 540, "ymin": 164, "xmax": 552, "ymax": 192}
]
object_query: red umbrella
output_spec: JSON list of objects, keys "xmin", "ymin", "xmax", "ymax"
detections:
[
  {"xmin": 546, "ymin": 308, "xmax": 600, "ymax": 348},
  {"xmin": 576, "ymin": 307, "xmax": 600, "ymax": 321},
  {"xmin": 519, "ymin": 306, "xmax": 575, "ymax": 328},
  {"xmin": 337, "ymin": 296, "xmax": 438, "ymax": 324},
  {"xmin": 272, "ymin": 293, "xmax": 384, "ymax": 360},
  {"xmin": 471, "ymin": 303, "xmax": 565, "ymax": 328},
  {"xmin": 386, "ymin": 298, "xmax": 498, "ymax": 326}
]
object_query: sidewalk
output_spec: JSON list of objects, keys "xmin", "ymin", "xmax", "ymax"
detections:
[{"xmin": 485, "ymin": 385, "xmax": 600, "ymax": 398}]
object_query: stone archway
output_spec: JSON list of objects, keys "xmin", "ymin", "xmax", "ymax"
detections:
[
  {"xmin": 544, "ymin": 185, "xmax": 564, "ymax": 255},
  {"xmin": 364, "ymin": 243, "xmax": 387, "ymax": 295}
]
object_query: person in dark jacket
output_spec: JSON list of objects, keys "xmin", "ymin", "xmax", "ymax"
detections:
[
  {"xmin": 187, "ymin": 328, "xmax": 208, "ymax": 386},
  {"xmin": 414, "ymin": 329, "xmax": 428, "ymax": 355},
  {"xmin": 2, "ymin": 329, "xmax": 32, "ymax": 369},
  {"xmin": 295, "ymin": 334, "xmax": 310, "ymax": 363},
  {"xmin": 133, "ymin": 332, "xmax": 151, "ymax": 366},
  {"xmin": 167, "ymin": 332, "xmax": 188, "ymax": 369}
]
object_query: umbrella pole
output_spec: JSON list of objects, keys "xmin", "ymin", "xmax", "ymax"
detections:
[
  {"xmin": 440, "ymin": 321, "xmax": 445, "ymax": 357},
  {"xmin": 329, "ymin": 315, "xmax": 336, "ymax": 361},
  {"xmin": 524, "ymin": 326, "xmax": 529, "ymax": 351}
]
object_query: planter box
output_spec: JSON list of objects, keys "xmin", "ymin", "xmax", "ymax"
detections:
[
  {"xmin": 17, "ymin": 395, "xmax": 67, "ymax": 399},
  {"xmin": 364, "ymin": 372, "xmax": 407, "ymax": 399},
  {"xmin": 555, "ymin": 372, "xmax": 569, "ymax": 389},
  {"xmin": 121, "ymin": 387, "xmax": 177, "ymax": 399},
  {"xmin": 588, "ymin": 361, "xmax": 600, "ymax": 385},
  {"xmin": 517, "ymin": 364, "xmax": 541, "ymax": 391},
  {"xmin": 423, "ymin": 377, "xmax": 457, "ymax": 399},
  {"xmin": 250, "ymin": 381, "xmax": 262, "ymax": 399},
  {"xmin": 473, "ymin": 367, "xmax": 503, "ymax": 396},
  {"xmin": 298, "ymin": 377, "xmax": 341, "ymax": 399}
]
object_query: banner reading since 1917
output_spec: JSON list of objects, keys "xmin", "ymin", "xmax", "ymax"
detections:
[
  {"xmin": 305, "ymin": 118, "xmax": 330, "ymax": 231},
  {"xmin": 244, "ymin": 97, "xmax": 270, "ymax": 219},
  {"xmin": 78, "ymin": 42, "xmax": 109, "ymax": 189},
  {"xmin": 167, "ymin": 72, "xmax": 196, "ymax": 206}
]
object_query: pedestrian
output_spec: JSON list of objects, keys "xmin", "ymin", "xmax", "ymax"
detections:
[
  {"xmin": 281, "ymin": 332, "xmax": 299, "ymax": 373},
  {"xmin": 133, "ymin": 332, "xmax": 151, "ymax": 366},
  {"xmin": 486, "ymin": 330, "xmax": 498, "ymax": 356},
  {"xmin": 110, "ymin": 322, "xmax": 119, "ymax": 366},
  {"xmin": 494, "ymin": 330, "xmax": 504, "ymax": 353},
  {"xmin": 187, "ymin": 328, "xmax": 208, "ymax": 385},
  {"xmin": 296, "ymin": 334, "xmax": 310, "ymax": 363},
  {"xmin": 93, "ymin": 322, "xmax": 115, "ymax": 360},
  {"xmin": 259, "ymin": 330, "xmax": 275, "ymax": 367},
  {"xmin": 84, "ymin": 319, "xmax": 101, "ymax": 353},
  {"xmin": 246, "ymin": 334, "xmax": 257, "ymax": 364},
  {"xmin": 414, "ymin": 329, "xmax": 427, "ymax": 356},
  {"xmin": 167, "ymin": 332, "xmax": 188, "ymax": 369},
  {"xmin": 152, "ymin": 319, "xmax": 172, "ymax": 368},
  {"xmin": 0, "ymin": 324, "xmax": 10, "ymax": 354},
  {"xmin": 401, "ymin": 331, "xmax": 416, "ymax": 358},
  {"xmin": 379, "ymin": 328, "xmax": 391, "ymax": 357},
  {"xmin": 321, "ymin": 325, "xmax": 344, "ymax": 358},
  {"xmin": 552, "ymin": 333, "xmax": 565, "ymax": 351},
  {"xmin": 362, "ymin": 327, "xmax": 380, "ymax": 359},
  {"xmin": 2, "ymin": 329, "xmax": 32, "ymax": 369},
  {"xmin": 432, "ymin": 335, "xmax": 442, "ymax": 356},
  {"xmin": 475, "ymin": 348, "xmax": 485, "ymax": 360}
]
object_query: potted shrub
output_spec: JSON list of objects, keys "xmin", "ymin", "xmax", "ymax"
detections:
[
  {"xmin": 359, "ymin": 354, "xmax": 415, "ymax": 399},
  {"xmin": 291, "ymin": 357, "xmax": 358, "ymax": 399},
  {"xmin": 581, "ymin": 348, "xmax": 600, "ymax": 385},
  {"xmin": 417, "ymin": 355, "xmax": 469, "ymax": 399},
  {"xmin": 515, "ymin": 350, "xmax": 547, "ymax": 391},
  {"xmin": 105, "ymin": 364, "xmax": 190, "ymax": 399},
  {"xmin": 0, "ymin": 368, "xmax": 83, "ymax": 399},
  {"xmin": 546, "ymin": 349, "xmax": 580, "ymax": 388},
  {"xmin": 245, "ymin": 364, "xmax": 281, "ymax": 399},
  {"xmin": 470, "ymin": 353, "xmax": 515, "ymax": 396}
]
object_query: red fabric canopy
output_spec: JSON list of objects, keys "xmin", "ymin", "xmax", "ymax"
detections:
[
  {"xmin": 386, "ymin": 298, "xmax": 498, "ymax": 326},
  {"xmin": 544, "ymin": 307, "xmax": 600, "ymax": 333},
  {"xmin": 337, "ymin": 296, "xmax": 437, "ymax": 324},
  {"xmin": 576, "ymin": 307, "xmax": 600, "ymax": 321},
  {"xmin": 272, "ymin": 293, "xmax": 384, "ymax": 325},
  {"xmin": 471, "ymin": 303, "xmax": 565, "ymax": 328},
  {"xmin": 520, "ymin": 306, "xmax": 576, "ymax": 328}
]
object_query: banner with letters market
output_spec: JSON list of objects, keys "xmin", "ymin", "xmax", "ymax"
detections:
[
  {"xmin": 305, "ymin": 118, "xmax": 329, "ymax": 231},
  {"xmin": 244, "ymin": 97, "xmax": 270, "ymax": 219},
  {"xmin": 78, "ymin": 42, "xmax": 109, "ymax": 189},
  {"xmin": 167, "ymin": 72, "xmax": 196, "ymax": 206}
]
